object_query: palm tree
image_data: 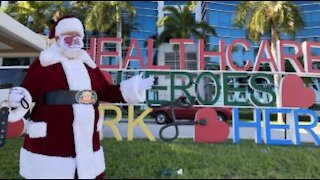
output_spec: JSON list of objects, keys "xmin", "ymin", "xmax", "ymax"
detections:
[
  {"xmin": 156, "ymin": 1, "xmax": 217, "ymax": 99},
  {"xmin": 156, "ymin": 1, "xmax": 216, "ymax": 48},
  {"xmin": 64, "ymin": 1, "xmax": 93, "ymax": 24},
  {"xmin": 234, "ymin": 1, "xmax": 305, "ymax": 123},
  {"xmin": 85, "ymin": 1, "xmax": 135, "ymax": 34},
  {"xmin": 2, "ymin": 1, "xmax": 69, "ymax": 34},
  {"xmin": 85, "ymin": 1, "xmax": 136, "ymax": 67},
  {"xmin": 107, "ymin": 16, "xmax": 140, "ymax": 54}
]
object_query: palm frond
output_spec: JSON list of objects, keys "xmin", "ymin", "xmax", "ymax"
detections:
[
  {"xmin": 195, "ymin": 22, "xmax": 217, "ymax": 36},
  {"xmin": 156, "ymin": 3, "xmax": 216, "ymax": 49},
  {"xmin": 234, "ymin": 1, "xmax": 305, "ymax": 42}
]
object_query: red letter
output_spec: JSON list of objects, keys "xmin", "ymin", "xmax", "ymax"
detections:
[
  {"xmin": 147, "ymin": 39, "xmax": 170, "ymax": 70},
  {"xmin": 199, "ymin": 39, "xmax": 226, "ymax": 70},
  {"xmin": 302, "ymin": 41, "xmax": 320, "ymax": 73},
  {"xmin": 96, "ymin": 38, "xmax": 122, "ymax": 69},
  {"xmin": 169, "ymin": 39, "xmax": 194, "ymax": 70},
  {"xmin": 226, "ymin": 39, "xmax": 252, "ymax": 71},
  {"xmin": 254, "ymin": 40, "xmax": 278, "ymax": 72},
  {"xmin": 278, "ymin": 40, "xmax": 304, "ymax": 73},
  {"xmin": 123, "ymin": 38, "xmax": 145, "ymax": 69}
]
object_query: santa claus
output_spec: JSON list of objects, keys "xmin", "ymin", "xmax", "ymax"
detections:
[{"xmin": 8, "ymin": 16, "xmax": 154, "ymax": 179}]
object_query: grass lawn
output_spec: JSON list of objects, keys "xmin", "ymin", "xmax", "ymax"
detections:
[{"xmin": 1, "ymin": 137, "xmax": 320, "ymax": 179}]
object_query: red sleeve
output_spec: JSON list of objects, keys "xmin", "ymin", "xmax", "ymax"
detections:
[
  {"xmin": 95, "ymin": 68, "xmax": 125, "ymax": 103},
  {"xmin": 21, "ymin": 59, "xmax": 43, "ymax": 102}
]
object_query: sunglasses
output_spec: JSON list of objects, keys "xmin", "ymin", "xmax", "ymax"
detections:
[{"xmin": 60, "ymin": 35, "xmax": 82, "ymax": 47}]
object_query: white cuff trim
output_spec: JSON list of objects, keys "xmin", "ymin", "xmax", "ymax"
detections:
[
  {"xmin": 26, "ymin": 120, "xmax": 47, "ymax": 138},
  {"xmin": 20, "ymin": 148, "xmax": 76, "ymax": 179},
  {"xmin": 20, "ymin": 147, "xmax": 105, "ymax": 179},
  {"xmin": 120, "ymin": 75, "xmax": 146, "ymax": 104},
  {"xmin": 97, "ymin": 117, "xmax": 104, "ymax": 132}
]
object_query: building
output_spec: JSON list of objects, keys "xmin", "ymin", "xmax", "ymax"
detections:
[
  {"xmin": 0, "ymin": 11, "xmax": 46, "ymax": 101},
  {"xmin": 128, "ymin": 1, "xmax": 320, "ymax": 105},
  {"xmin": 123, "ymin": 1, "xmax": 320, "ymax": 68}
]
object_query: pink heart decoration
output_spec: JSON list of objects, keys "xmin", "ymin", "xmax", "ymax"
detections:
[
  {"xmin": 7, "ymin": 119, "xmax": 24, "ymax": 138},
  {"xmin": 281, "ymin": 74, "xmax": 316, "ymax": 108}
]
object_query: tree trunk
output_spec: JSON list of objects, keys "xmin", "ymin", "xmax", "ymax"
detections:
[{"xmin": 271, "ymin": 27, "xmax": 284, "ymax": 124}]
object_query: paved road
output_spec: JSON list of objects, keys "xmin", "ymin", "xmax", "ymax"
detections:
[{"xmin": 102, "ymin": 119, "xmax": 320, "ymax": 143}]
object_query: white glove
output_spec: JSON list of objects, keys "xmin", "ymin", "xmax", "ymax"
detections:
[
  {"xmin": 137, "ymin": 73, "xmax": 155, "ymax": 92},
  {"xmin": 120, "ymin": 73, "xmax": 155, "ymax": 104},
  {"xmin": 7, "ymin": 87, "xmax": 32, "ymax": 122},
  {"xmin": 9, "ymin": 88, "xmax": 26, "ymax": 108}
]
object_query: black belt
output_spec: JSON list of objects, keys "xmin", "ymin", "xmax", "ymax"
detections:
[{"xmin": 44, "ymin": 90, "xmax": 99, "ymax": 106}]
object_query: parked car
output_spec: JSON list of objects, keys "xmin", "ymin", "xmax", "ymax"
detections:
[{"xmin": 150, "ymin": 96, "xmax": 233, "ymax": 124}]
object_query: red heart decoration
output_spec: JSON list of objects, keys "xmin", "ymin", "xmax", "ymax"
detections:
[
  {"xmin": 194, "ymin": 108, "xmax": 229, "ymax": 143},
  {"xmin": 7, "ymin": 119, "xmax": 25, "ymax": 138},
  {"xmin": 281, "ymin": 74, "xmax": 316, "ymax": 108}
]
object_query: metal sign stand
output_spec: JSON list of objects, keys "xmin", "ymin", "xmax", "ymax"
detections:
[{"xmin": 0, "ymin": 101, "xmax": 9, "ymax": 147}]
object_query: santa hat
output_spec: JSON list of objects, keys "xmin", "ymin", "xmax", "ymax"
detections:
[{"xmin": 49, "ymin": 16, "xmax": 84, "ymax": 39}]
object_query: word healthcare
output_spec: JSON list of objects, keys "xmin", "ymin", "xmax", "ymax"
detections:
[{"xmin": 86, "ymin": 38, "xmax": 320, "ymax": 73}]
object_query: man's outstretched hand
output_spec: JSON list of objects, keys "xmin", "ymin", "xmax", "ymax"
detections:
[
  {"xmin": 137, "ymin": 73, "xmax": 155, "ymax": 92},
  {"xmin": 120, "ymin": 73, "xmax": 155, "ymax": 104}
]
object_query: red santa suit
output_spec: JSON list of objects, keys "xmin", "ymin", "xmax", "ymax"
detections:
[
  {"xmin": 8, "ymin": 17, "xmax": 152, "ymax": 179},
  {"xmin": 17, "ymin": 42, "xmax": 124, "ymax": 178}
]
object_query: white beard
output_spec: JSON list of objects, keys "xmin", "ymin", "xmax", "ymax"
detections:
[
  {"xmin": 61, "ymin": 48, "xmax": 82, "ymax": 59},
  {"xmin": 56, "ymin": 36, "xmax": 84, "ymax": 59}
]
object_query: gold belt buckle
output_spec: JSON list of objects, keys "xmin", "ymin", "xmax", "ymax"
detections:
[{"xmin": 75, "ymin": 90, "xmax": 98, "ymax": 105}]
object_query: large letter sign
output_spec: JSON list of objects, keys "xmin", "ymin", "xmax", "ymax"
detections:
[{"xmin": 86, "ymin": 38, "xmax": 320, "ymax": 147}]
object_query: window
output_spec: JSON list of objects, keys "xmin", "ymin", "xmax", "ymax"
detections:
[
  {"xmin": 132, "ymin": 1, "xmax": 157, "ymax": 9},
  {"xmin": 0, "ymin": 69, "xmax": 28, "ymax": 88},
  {"xmin": 131, "ymin": 32, "xmax": 144, "ymax": 39},
  {"xmin": 136, "ymin": 9, "xmax": 157, "ymax": 16},
  {"xmin": 103, "ymin": 43, "xmax": 116, "ymax": 52},
  {"xmin": 208, "ymin": 11, "xmax": 219, "ymax": 25},
  {"xmin": 143, "ymin": 17, "xmax": 157, "ymax": 32},
  {"xmin": 164, "ymin": 1, "xmax": 187, "ymax": 6},
  {"xmin": 1, "ymin": 58, "xmax": 31, "ymax": 66},
  {"xmin": 0, "ymin": 57, "xmax": 33, "ymax": 88},
  {"xmin": 165, "ymin": 52, "xmax": 180, "ymax": 70},
  {"xmin": 219, "ymin": 11, "xmax": 231, "ymax": 26},
  {"xmin": 300, "ymin": 4, "xmax": 320, "ymax": 11},
  {"xmin": 216, "ymin": 27, "xmax": 231, "ymax": 37},
  {"xmin": 207, "ymin": 2, "xmax": 237, "ymax": 11},
  {"xmin": 165, "ymin": 52, "xmax": 197, "ymax": 70}
]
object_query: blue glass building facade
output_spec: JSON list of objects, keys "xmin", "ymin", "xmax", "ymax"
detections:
[
  {"xmin": 128, "ymin": 1, "xmax": 320, "ymax": 104},
  {"xmin": 130, "ymin": 1, "xmax": 158, "ymax": 63},
  {"xmin": 128, "ymin": 1, "xmax": 320, "ymax": 67},
  {"xmin": 203, "ymin": 1, "xmax": 320, "ymax": 66}
]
